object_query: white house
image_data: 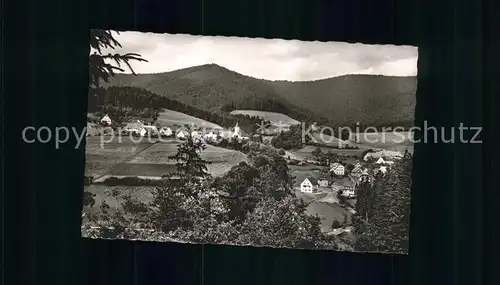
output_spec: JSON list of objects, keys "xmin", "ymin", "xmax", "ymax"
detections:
[
  {"xmin": 376, "ymin": 157, "xmax": 386, "ymax": 164},
  {"xmin": 300, "ymin": 177, "xmax": 318, "ymax": 193},
  {"xmin": 191, "ymin": 130, "xmax": 201, "ymax": 140},
  {"xmin": 379, "ymin": 166, "xmax": 388, "ymax": 174},
  {"xmin": 330, "ymin": 163, "xmax": 345, "ymax": 176},
  {"xmin": 176, "ymin": 129, "xmax": 189, "ymax": 139},
  {"xmin": 159, "ymin": 127, "xmax": 173, "ymax": 137},
  {"xmin": 100, "ymin": 114, "xmax": 112, "ymax": 126},
  {"xmin": 317, "ymin": 178, "xmax": 329, "ymax": 187}
]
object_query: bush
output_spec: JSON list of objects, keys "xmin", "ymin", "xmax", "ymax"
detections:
[{"xmin": 331, "ymin": 220, "xmax": 342, "ymax": 229}]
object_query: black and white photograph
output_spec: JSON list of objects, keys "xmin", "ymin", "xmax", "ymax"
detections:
[{"xmin": 82, "ymin": 30, "xmax": 417, "ymax": 254}]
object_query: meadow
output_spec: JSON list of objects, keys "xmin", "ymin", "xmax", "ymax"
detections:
[
  {"xmin": 230, "ymin": 110, "xmax": 300, "ymax": 127},
  {"xmin": 85, "ymin": 136, "xmax": 248, "ymax": 179},
  {"xmin": 84, "ymin": 136, "xmax": 153, "ymax": 177},
  {"xmin": 157, "ymin": 109, "xmax": 223, "ymax": 129}
]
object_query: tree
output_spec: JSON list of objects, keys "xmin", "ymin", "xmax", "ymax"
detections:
[
  {"xmin": 248, "ymin": 147, "xmax": 294, "ymax": 198},
  {"xmin": 83, "ymin": 191, "xmax": 96, "ymax": 207},
  {"xmin": 352, "ymin": 178, "xmax": 375, "ymax": 229},
  {"xmin": 89, "ymin": 29, "xmax": 148, "ymax": 97},
  {"xmin": 235, "ymin": 196, "xmax": 338, "ymax": 250},
  {"xmin": 353, "ymin": 159, "xmax": 412, "ymax": 254},
  {"xmin": 169, "ymin": 132, "xmax": 212, "ymax": 178},
  {"xmin": 331, "ymin": 220, "xmax": 342, "ymax": 229},
  {"xmin": 346, "ymin": 164, "xmax": 355, "ymax": 172},
  {"xmin": 312, "ymin": 147, "xmax": 322, "ymax": 158},
  {"xmin": 212, "ymin": 162, "xmax": 261, "ymax": 221},
  {"xmin": 270, "ymin": 124, "xmax": 307, "ymax": 150}
]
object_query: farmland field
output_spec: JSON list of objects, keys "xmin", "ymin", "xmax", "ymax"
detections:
[
  {"xmin": 230, "ymin": 110, "xmax": 300, "ymax": 127},
  {"xmin": 85, "ymin": 136, "xmax": 154, "ymax": 177},
  {"xmin": 85, "ymin": 137, "xmax": 248, "ymax": 178},
  {"xmin": 157, "ymin": 109, "xmax": 223, "ymax": 129}
]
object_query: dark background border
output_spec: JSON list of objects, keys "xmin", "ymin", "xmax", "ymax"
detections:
[{"xmin": 2, "ymin": 0, "xmax": 489, "ymax": 284}]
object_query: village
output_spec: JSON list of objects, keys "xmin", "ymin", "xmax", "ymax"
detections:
[
  {"xmin": 88, "ymin": 113, "xmax": 250, "ymax": 142},
  {"xmin": 83, "ymin": 32, "xmax": 415, "ymax": 253},
  {"xmin": 86, "ymin": 112, "xmax": 411, "ymax": 239}
]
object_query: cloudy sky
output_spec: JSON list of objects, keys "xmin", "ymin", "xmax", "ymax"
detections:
[{"xmin": 99, "ymin": 31, "xmax": 418, "ymax": 81}]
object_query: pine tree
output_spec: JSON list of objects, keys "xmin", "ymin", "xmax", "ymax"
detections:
[
  {"xmin": 89, "ymin": 29, "xmax": 148, "ymax": 97},
  {"xmin": 169, "ymin": 132, "xmax": 212, "ymax": 178}
]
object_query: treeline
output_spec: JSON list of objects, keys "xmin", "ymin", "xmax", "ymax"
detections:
[{"xmin": 88, "ymin": 86, "xmax": 266, "ymax": 133}]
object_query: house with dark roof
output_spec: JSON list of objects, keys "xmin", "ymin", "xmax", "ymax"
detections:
[
  {"xmin": 317, "ymin": 177, "xmax": 330, "ymax": 187},
  {"xmin": 341, "ymin": 180, "xmax": 356, "ymax": 198}
]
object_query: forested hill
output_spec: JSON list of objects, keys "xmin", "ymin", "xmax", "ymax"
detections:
[{"xmin": 103, "ymin": 64, "xmax": 417, "ymax": 128}]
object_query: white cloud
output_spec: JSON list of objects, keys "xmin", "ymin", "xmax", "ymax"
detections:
[{"xmin": 99, "ymin": 31, "xmax": 418, "ymax": 81}]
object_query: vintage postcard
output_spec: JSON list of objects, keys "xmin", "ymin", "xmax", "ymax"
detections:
[{"xmin": 83, "ymin": 30, "xmax": 417, "ymax": 254}]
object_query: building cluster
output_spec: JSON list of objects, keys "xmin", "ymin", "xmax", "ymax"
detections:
[
  {"xmin": 299, "ymin": 153, "xmax": 400, "ymax": 198},
  {"xmin": 90, "ymin": 114, "xmax": 250, "ymax": 143}
]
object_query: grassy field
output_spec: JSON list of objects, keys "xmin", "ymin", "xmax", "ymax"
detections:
[
  {"xmin": 157, "ymin": 109, "xmax": 223, "ymax": 129},
  {"xmin": 355, "ymin": 131, "xmax": 414, "ymax": 153},
  {"xmin": 306, "ymin": 202, "xmax": 351, "ymax": 232},
  {"xmin": 230, "ymin": 110, "xmax": 300, "ymax": 127},
  {"xmin": 85, "ymin": 137, "xmax": 248, "ymax": 178},
  {"xmin": 85, "ymin": 137, "xmax": 154, "ymax": 177},
  {"xmin": 286, "ymin": 145, "xmax": 365, "ymax": 163}
]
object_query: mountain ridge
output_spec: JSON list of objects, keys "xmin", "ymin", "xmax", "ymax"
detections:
[
  {"xmin": 111, "ymin": 63, "xmax": 416, "ymax": 82},
  {"xmin": 102, "ymin": 64, "xmax": 417, "ymax": 127}
]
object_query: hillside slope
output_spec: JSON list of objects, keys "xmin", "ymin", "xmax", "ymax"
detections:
[
  {"xmin": 103, "ymin": 64, "xmax": 417, "ymax": 127},
  {"xmin": 271, "ymin": 75, "xmax": 417, "ymax": 126}
]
